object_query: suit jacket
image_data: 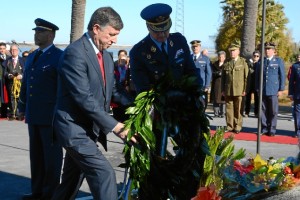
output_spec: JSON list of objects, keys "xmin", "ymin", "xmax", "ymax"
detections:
[
  {"xmin": 288, "ymin": 61, "xmax": 300, "ymax": 99},
  {"xmin": 3, "ymin": 56, "xmax": 24, "ymax": 87},
  {"xmin": 130, "ymin": 33, "xmax": 201, "ymax": 93},
  {"xmin": 18, "ymin": 45, "xmax": 63, "ymax": 124},
  {"xmin": 255, "ymin": 57, "xmax": 285, "ymax": 96},
  {"xmin": 221, "ymin": 56, "xmax": 248, "ymax": 96},
  {"xmin": 53, "ymin": 34, "xmax": 119, "ymax": 149}
]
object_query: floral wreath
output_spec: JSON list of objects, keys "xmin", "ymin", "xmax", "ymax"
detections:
[{"xmin": 122, "ymin": 72, "xmax": 211, "ymax": 199}]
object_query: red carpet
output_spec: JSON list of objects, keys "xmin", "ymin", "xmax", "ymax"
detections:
[{"xmin": 211, "ymin": 130, "xmax": 298, "ymax": 145}]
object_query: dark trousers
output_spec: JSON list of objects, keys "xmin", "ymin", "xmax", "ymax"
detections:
[
  {"xmin": 28, "ymin": 124, "xmax": 63, "ymax": 199},
  {"xmin": 244, "ymin": 90, "xmax": 258, "ymax": 115},
  {"xmin": 51, "ymin": 138, "xmax": 117, "ymax": 200},
  {"xmin": 213, "ymin": 102, "xmax": 225, "ymax": 116},
  {"xmin": 261, "ymin": 95, "xmax": 278, "ymax": 134},
  {"xmin": 294, "ymin": 99, "xmax": 300, "ymax": 136}
]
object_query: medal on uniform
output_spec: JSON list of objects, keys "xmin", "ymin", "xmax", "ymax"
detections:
[
  {"xmin": 147, "ymin": 54, "xmax": 151, "ymax": 59},
  {"xmin": 170, "ymin": 41, "xmax": 173, "ymax": 47},
  {"xmin": 151, "ymin": 46, "xmax": 156, "ymax": 52}
]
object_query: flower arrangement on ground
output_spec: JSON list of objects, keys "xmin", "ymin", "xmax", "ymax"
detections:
[{"xmin": 221, "ymin": 153, "xmax": 300, "ymax": 199}]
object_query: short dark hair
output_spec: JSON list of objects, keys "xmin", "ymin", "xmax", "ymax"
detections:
[
  {"xmin": 87, "ymin": 7, "xmax": 123, "ymax": 31},
  {"xmin": 118, "ymin": 49, "xmax": 127, "ymax": 56},
  {"xmin": 0, "ymin": 42, "xmax": 7, "ymax": 47},
  {"xmin": 253, "ymin": 50, "xmax": 260, "ymax": 56}
]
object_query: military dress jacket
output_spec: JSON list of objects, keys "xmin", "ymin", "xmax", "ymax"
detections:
[
  {"xmin": 288, "ymin": 61, "xmax": 300, "ymax": 100},
  {"xmin": 192, "ymin": 53, "xmax": 212, "ymax": 90},
  {"xmin": 255, "ymin": 57, "xmax": 285, "ymax": 96},
  {"xmin": 221, "ymin": 57, "xmax": 248, "ymax": 96},
  {"xmin": 18, "ymin": 45, "xmax": 63, "ymax": 125},
  {"xmin": 130, "ymin": 33, "xmax": 201, "ymax": 93}
]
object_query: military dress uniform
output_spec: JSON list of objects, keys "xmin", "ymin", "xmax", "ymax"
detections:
[
  {"xmin": 222, "ymin": 56, "xmax": 248, "ymax": 132},
  {"xmin": 18, "ymin": 18, "xmax": 63, "ymax": 200},
  {"xmin": 289, "ymin": 60, "xmax": 300, "ymax": 137},
  {"xmin": 255, "ymin": 55, "xmax": 285, "ymax": 135},
  {"xmin": 130, "ymin": 33, "xmax": 200, "ymax": 93},
  {"xmin": 130, "ymin": 3, "xmax": 203, "ymax": 199},
  {"xmin": 190, "ymin": 41, "xmax": 212, "ymax": 110}
]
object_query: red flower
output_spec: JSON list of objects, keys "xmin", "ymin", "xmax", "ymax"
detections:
[
  {"xmin": 284, "ymin": 166, "xmax": 292, "ymax": 175},
  {"xmin": 234, "ymin": 160, "xmax": 254, "ymax": 175},
  {"xmin": 191, "ymin": 185, "xmax": 222, "ymax": 200}
]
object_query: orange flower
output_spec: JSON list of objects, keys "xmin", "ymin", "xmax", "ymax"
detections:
[{"xmin": 191, "ymin": 185, "xmax": 222, "ymax": 200}]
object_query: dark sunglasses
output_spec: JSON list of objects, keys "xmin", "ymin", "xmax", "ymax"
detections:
[{"xmin": 253, "ymin": 55, "xmax": 260, "ymax": 57}]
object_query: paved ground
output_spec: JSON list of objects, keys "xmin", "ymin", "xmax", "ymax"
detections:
[{"xmin": 0, "ymin": 104, "xmax": 299, "ymax": 199}]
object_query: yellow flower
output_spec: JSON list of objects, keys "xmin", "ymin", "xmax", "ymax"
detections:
[{"xmin": 254, "ymin": 154, "xmax": 267, "ymax": 170}]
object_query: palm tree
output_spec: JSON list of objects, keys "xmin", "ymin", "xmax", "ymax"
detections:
[
  {"xmin": 241, "ymin": 0, "xmax": 258, "ymax": 59},
  {"xmin": 70, "ymin": 0, "xmax": 86, "ymax": 43}
]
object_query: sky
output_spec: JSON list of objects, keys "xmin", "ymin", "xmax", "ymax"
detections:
[{"xmin": 1, "ymin": 0, "xmax": 299, "ymax": 48}]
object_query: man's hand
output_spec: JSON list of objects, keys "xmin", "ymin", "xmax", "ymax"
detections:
[{"xmin": 113, "ymin": 122, "xmax": 137, "ymax": 144}]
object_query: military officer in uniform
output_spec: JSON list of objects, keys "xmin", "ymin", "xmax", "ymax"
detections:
[
  {"xmin": 289, "ymin": 54, "xmax": 300, "ymax": 138},
  {"xmin": 130, "ymin": 3, "xmax": 201, "ymax": 94},
  {"xmin": 18, "ymin": 18, "xmax": 63, "ymax": 200},
  {"xmin": 221, "ymin": 41, "xmax": 248, "ymax": 134},
  {"xmin": 130, "ymin": 3, "xmax": 202, "ymax": 199},
  {"xmin": 255, "ymin": 42, "xmax": 285, "ymax": 136},
  {"xmin": 190, "ymin": 40, "xmax": 212, "ymax": 110}
]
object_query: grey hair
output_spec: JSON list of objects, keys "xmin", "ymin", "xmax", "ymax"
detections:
[
  {"xmin": 87, "ymin": 7, "xmax": 123, "ymax": 31},
  {"xmin": 218, "ymin": 51, "xmax": 226, "ymax": 56}
]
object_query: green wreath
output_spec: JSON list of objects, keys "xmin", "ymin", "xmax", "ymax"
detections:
[{"xmin": 122, "ymin": 73, "xmax": 211, "ymax": 199}]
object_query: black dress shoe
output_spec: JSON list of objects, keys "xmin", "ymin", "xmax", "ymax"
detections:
[
  {"xmin": 22, "ymin": 193, "xmax": 42, "ymax": 200},
  {"xmin": 269, "ymin": 133, "xmax": 275, "ymax": 137}
]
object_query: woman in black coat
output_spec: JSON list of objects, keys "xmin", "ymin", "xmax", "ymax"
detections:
[{"xmin": 211, "ymin": 51, "xmax": 226, "ymax": 117}]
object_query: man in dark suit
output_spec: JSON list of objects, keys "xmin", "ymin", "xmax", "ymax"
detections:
[
  {"xmin": 255, "ymin": 42, "xmax": 285, "ymax": 136},
  {"xmin": 3, "ymin": 44, "xmax": 24, "ymax": 120},
  {"xmin": 51, "ymin": 7, "xmax": 136, "ymax": 200},
  {"xmin": 18, "ymin": 18, "xmax": 63, "ymax": 200}
]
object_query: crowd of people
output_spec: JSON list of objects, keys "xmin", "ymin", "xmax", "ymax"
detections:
[{"xmin": 0, "ymin": 2, "xmax": 299, "ymax": 200}]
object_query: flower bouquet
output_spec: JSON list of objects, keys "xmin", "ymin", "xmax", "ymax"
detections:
[{"xmin": 221, "ymin": 154, "xmax": 300, "ymax": 199}]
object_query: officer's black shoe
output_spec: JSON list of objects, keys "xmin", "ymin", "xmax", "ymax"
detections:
[
  {"xmin": 266, "ymin": 132, "xmax": 275, "ymax": 137},
  {"xmin": 22, "ymin": 193, "xmax": 42, "ymax": 200}
]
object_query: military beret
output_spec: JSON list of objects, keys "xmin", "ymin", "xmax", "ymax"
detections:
[
  {"xmin": 32, "ymin": 18, "xmax": 59, "ymax": 31},
  {"xmin": 190, "ymin": 40, "xmax": 201, "ymax": 47},
  {"xmin": 264, "ymin": 42, "xmax": 276, "ymax": 49},
  {"xmin": 141, "ymin": 3, "xmax": 172, "ymax": 32},
  {"xmin": 228, "ymin": 40, "xmax": 241, "ymax": 51}
]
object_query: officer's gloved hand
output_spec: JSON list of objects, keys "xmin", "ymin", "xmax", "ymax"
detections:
[{"xmin": 165, "ymin": 90, "xmax": 189, "ymax": 106}]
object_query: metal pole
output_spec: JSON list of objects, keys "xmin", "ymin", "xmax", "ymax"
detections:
[{"xmin": 257, "ymin": 0, "xmax": 267, "ymax": 154}]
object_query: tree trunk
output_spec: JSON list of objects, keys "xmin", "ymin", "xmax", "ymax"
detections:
[
  {"xmin": 241, "ymin": 0, "xmax": 258, "ymax": 59},
  {"xmin": 70, "ymin": 0, "xmax": 86, "ymax": 43}
]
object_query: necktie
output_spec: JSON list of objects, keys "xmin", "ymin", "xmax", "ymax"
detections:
[
  {"xmin": 193, "ymin": 55, "xmax": 197, "ymax": 62},
  {"xmin": 97, "ymin": 52, "xmax": 106, "ymax": 86},
  {"xmin": 33, "ymin": 50, "xmax": 43, "ymax": 64},
  {"xmin": 161, "ymin": 42, "xmax": 168, "ymax": 59},
  {"xmin": 13, "ymin": 58, "xmax": 17, "ymax": 67}
]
